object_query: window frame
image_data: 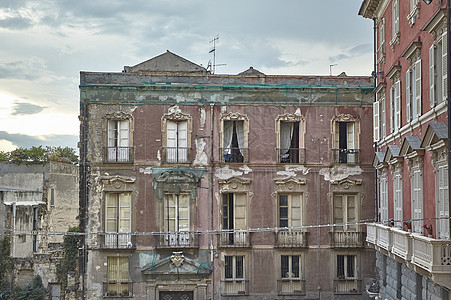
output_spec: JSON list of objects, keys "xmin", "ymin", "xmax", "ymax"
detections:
[
  {"xmin": 333, "ymin": 194, "xmax": 358, "ymax": 232},
  {"xmin": 276, "ymin": 113, "xmax": 306, "ymax": 164},
  {"xmin": 105, "ymin": 115, "xmax": 133, "ymax": 163},
  {"xmin": 220, "ymin": 112, "xmax": 249, "ymax": 163},
  {"xmin": 336, "ymin": 254, "xmax": 357, "ymax": 280},
  {"xmin": 224, "ymin": 255, "xmax": 245, "ymax": 280},
  {"xmin": 331, "ymin": 114, "xmax": 360, "ymax": 164},
  {"xmin": 161, "ymin": 106, "xmax": 192, "ymax": 163}
]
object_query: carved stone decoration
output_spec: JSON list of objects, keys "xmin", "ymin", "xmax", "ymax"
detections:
[
  {"xmin": 163, "ymin": 105, "xmax": 191, "ymax": 121},
  {"xmin": 171, "ymin": 252, "xmax": 185, "ymax": 267},
  {"xmin": 104, "ymin": 112, "xmax": 133, "ymax": 120},
  {"xmin": 218, "ymin": 176, "xmax": 251, "ymax": 193},
  {"xmin": 271, "ymin": 177, "xmax": 307, "ymax": 202}
]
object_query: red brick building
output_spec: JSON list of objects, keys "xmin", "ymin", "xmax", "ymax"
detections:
[{"xmin": 360, "ymin": 0, "xmax": 451, "ymax": 298}]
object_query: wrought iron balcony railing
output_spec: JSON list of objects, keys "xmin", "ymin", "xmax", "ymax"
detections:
[
  {"xmin": 162, "ymin": 147, "xmax": 192, "ymax": 163},
  {"xmin": 275, "ymin": 230, "xmax": 308, "ymax": 247},
  {"xmin": 220, "ymin": 148, "xmax": 248, "ymax": 163},
  {"xmin": 103, "ymin": 281, "xmax": 133, "ymax": 298},
  {"xmin": 277, "ymin": 279, "xmax": 306, "ymax": 295},
  {"xmin": 218, "ymin": 230, "xmax": 251, "ymax": 248},
  {"xmin": 154, "ymin": 231, "xmax": 199, "ymax": 248},
  {"xmin": 332, "ymin": 148, "xmax": 360, "ymax": 164},
  {"xmin": 277, "ymin": 148, "xmax": 306, "ymax": 164},
  {"xmin": 330, "ymin": 231, "xmax": 365, "ymax": 248},
  {"xmin": 220, "ymin": 280, "xmax": 249, "ymax": 296},
  {"xmin": 100, "ymin": 233, "xmax": 136, "ymax": 249},
  {"xmin": 104, "ymin": 147, "xmax": 134, "ymax": 163}
]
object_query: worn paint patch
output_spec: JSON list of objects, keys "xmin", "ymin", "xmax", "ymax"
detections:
[
  {"xmin": 276, "ymin": 165, "xmax": 310, "ymax": 177},
  {"xmin": 320, "ymin": 165, "xmax": 363, "ymax": 182},
  {"xmin": 200, "ymin": 107, "xmax": 206, "ymax": 128},
  {"xmin": 239, "ymin": 165, "xmax": 252, "ymax": 175},
  {"xmin": 193, "ymin": 138, "xmax": 208, "ymax": 166},
  {"xmin": 139, "ymin": 167, "xmax": 153, "ymax": 174},
  {"xmin": 215, "ymin": 165, "xmax": 250, "ymax": 180}
]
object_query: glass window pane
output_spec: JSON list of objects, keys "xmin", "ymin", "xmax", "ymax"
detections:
[
  {"xmin": 225, "ymin": 256, "xmax": 233, "ymax": 279},
  {"xmin": 236, "ymin": 256, "xmax": 244, "ymax": 279},
  {"xmin": 281, "ymin": 255, "xmax": 289, "ymax": 278},
  {"xmin": 337, "ymin": 255, "xmax": 344, "ymax": 277},
  {"xmin": 292, "ymin": 256, "xmax": 300, "ymax": 278}
]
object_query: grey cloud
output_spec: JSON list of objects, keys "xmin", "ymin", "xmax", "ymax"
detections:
[
  {"xmin": 11, "ymin": 101, "xmax": 46, "ymax": 116},
  {"xmin": 0, "ymin": 58, "xmax": 47, "ymax": 80},
  {"xmin": 0, "ymin": 16, "xmax": 33, "ymax": 29},
  {"xmin": 328, "ymin": 43, "xmax": 373, "ymax": 62},
  {"xmin": 0, "ymin": 131, "xmax": 78, "ymax": 150}
]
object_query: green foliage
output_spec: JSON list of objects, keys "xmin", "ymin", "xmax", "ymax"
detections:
[
  {"xmin": 16, "ymin": 275, "xmax": 45, "ymax": 300},
  {"xmin": 56, "ymin": 227, "xmax": 79, "ymax": 295},
  {"xmin": 0, "ymin": 146, "xmax": 78, "ymax": 165},
  {"xmin": 0, "ymin": 238, "xmax": 13, "ymax": 291}
]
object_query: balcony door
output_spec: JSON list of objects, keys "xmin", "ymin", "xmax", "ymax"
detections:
[
  {"xmin": 222, "ymin": 193, "xmax": 247, "ymax": 245},
  {"xmin": 105, "ymin": 193, "xmax": 131, "ymax": 247},
  {"xmin": 164, "ymin": 193, "xmax": 190, "ymax": 246},
  {"xmin": 107, "ymin": 120, "xmax": 129, "ymax": 162},
  {"xmin": 167, "ymin": 120, "xmax": 188, "ymax": 163}
]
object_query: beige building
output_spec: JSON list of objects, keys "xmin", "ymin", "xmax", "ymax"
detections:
[{"xmin": 79, "ymin": 51, "xmax": 376, "ymax": 299}]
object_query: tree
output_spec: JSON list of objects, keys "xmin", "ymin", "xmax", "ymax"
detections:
[{"xmin": 17, "ymin": 275, "xmax": 45, "ymax": 300}]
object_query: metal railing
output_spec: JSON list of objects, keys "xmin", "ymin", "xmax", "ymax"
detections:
[
  {"xmin": 104, "ymin": 147, "xmax": 134, "ymax": 163},
  {"xmin": 103, "ymin": 281, "xmax": 133, "ymax": 298},
  {"xmin": 220, "ymin": 148, "xmax": 248, "ymax": 163},
  {"xmin": 162, "ymin": 147, "xmax": 191, "ymax": 163},
  {"xmin": 275, "ymin": 230, "xmax": 308, "ymax": 247},
  {"xmin": 218, "ymin": 230, "xmax": 251, "ymax": 247},
  {"xmin": 333, "ymin": 279, "xmax": 362, "ymax": 294},
  {"xmin": 277, "ymin": 279, "xmax": 305, "ymax": 295},
  {"xmin": 330, "ymin": 231, "xmax": 365, "ymax": 248},
  {"xmin": 332, "ymin": 148, "xmax": 360, "ymax": 164},
  {"xmin": 277, "ymin": 148, "xmax": 306, "ymax": 164},
  {"xmin": 100, "ymin": 233, "xmax": 135, "ymax": 249},
  {"xmin": 154, "ymin": 231, "xmax": 199, "ymax": 248},
  {"xmin": 220, "ymin": 280, "xmax": 249, "ymax": 296}
]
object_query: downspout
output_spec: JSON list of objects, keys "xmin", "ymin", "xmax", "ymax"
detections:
[
  {"xmin": 12, "ymin": 201, "xmax": 16, "ymax": 257},
  {"xmin": 373, "ymin": 17, "xmax": 379, "ymax": 223},
  {"xmin": 447, "ymin": 0, "xmax": 451, "ymax": 239},
  {"xmin": 209, "ymin": 103, "xmax": 215, "ymax": 300},
  {"xmin": 80, "ymin": 101, "xmax": 88, "ymax": 300}
]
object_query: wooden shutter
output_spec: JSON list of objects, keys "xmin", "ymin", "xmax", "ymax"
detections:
[
  {"xmin": 118, "ymin": 120, "xmax": 129, "ymax": 147},
  {"xmin": 390, "ymin": 87, "xmax": 394, "ymax": 132},
  {"xmin": 290, "ymin": 194, "xmax": 302, "ymax": 228},
  {"xmin": 373, "ymin": 101, "xmax": 380, "ymax": 142},
  {"xmin": 177, "ymin": 121, "xmax": 188, "ymax": 161},
  {"xmin": 164, "ymin": 194, "xmax": 176, "ymax": 231},
  {"xmin": 119, "ymin": 193, "xmax": 131, "ymax": 233},
  {"xmin": 166, "ymin": 121, "xmax": 177, "ymax": 147},
  {"xmin": 347, "ymin": 122, "xmax": 355, "ymax": 149},
  {"xmin": 429, "ymin": 45, "xmax": 436, "ymax": 107},
  {"xmin": 394, "ymin": 175, "xmax": 403, "ymax": 226},
  {"xmin": 395, "ymin": 81, "xmax": 401, "ymax": 130},
  {"xmin": 443, "ymin": 32, "xmax": 448, "ymax": 103},
  {"xmin": 406, "ymin": 69, "xmax": 411, "ymax": 122},
  {"xmin": 347, "ymin": 196, "xmax": 356, "ymax": 230},
  {"xmin": 438, "ymin": 165, "xmax": 449, "ymax": 239},
  {"xmin": 178, "ymin": 193, "xmax": 190, "ymax": 232},
  {"xmin": 415, "ymin": 60, "xmax": 422, "ymax": 117},
  {"xmin": 334, "ymin": 195, "xmax": 343, "ymax": 231},
  {"xmin": 234, "ymin": 193, "xmax": 247, "ymax": 229},
  {"xmin": 106, "ymin": 194, "xmax": 118, "ymax": 233}
]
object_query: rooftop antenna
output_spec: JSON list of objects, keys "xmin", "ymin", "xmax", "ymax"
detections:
[{"xmin": 209, "ymin": 35, "xmax": 226, "ymax": 74}]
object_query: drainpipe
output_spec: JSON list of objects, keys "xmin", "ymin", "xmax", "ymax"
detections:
[
  {"xmin": 209, "ymin": 103, "xmax": 215, "ymax": 300},
  {"xmin": 447, "ymin": 0, "xmax": 451, "ymax": 239},
  {"xmin": 80, "ymin": 102, "xmax": 88, "ymax": 300},
  {"xmin": 12, "ymin": 201, "xmax": 16, "ymax": 257},
  {"xmin": 373, "ymin": 17, "xmax": 379, "ymax": 223}
]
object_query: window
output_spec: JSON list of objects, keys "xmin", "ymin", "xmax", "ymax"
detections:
[
  {"xmin": 163, "ymin": 193, "xmax": 190, "ymax": 246},
  {"xmin": 393, "ymin": 172, "xmax": 403, "ymax": 228},
  {"xmin": 278, "ymin": 194, "xmax": 302, "ymax": 228},
  {"xmin": 429, "ymin": 32, "xmax": 447, "ymax": 107},
  {"xmin": 107, "ymin": 119, "xmax": 130, "ymax": 162},
  {"xmin": 105, "ymin": 193, "xmax": 131, "ymax": 248},
  {"xmin": 334, "ymin": 195, "xmax": 356, "ymax": 231},
  {"xmin": 337, "ymin": 255, "xmax": 355, "ymax": 279},
  {"xmin": 332, "ymin": 115, "xmax": 359, "ymax": 164},
  {"xmin": 390, "ymin": 0, "xmax": 400, "ymax": 48},
  {"xmin": 406, "ymin": 59, "xmax": 422, "ymax": 121},
  {"xmin": 50, "ymin": 188, "xmax": 55, "ymax": 207},
  {"xmin": 223, "ymin": 120, "xmax": 245, "ymax": 163},
  {"xmin": 221, "ymin": 193, "xmax": 248, "ymax": 246},
  {"xmin": 380, "ymin": 175, "xmax": 389, "ymax": 223},
  {"xmin": 32, "ymin": 207, "xmax": 38, "ymax": 252},
  {"xmin": 411, "ymin": 167, "xmax": 424, "ymax": 233},
  {"xmin": 374, "ymin": 94, "xmax": 387, "ymax": 142},
  {"xmin": 436, "ymin": 162, "xmax": 449, "ymax": 239},
  {"xmin": 166, "ymin": 120, "xmax": 188, "ymax": 163},
  {"xmin": 225, "ymin": 255, "xmax": 244, "ymax": 280},
  {"xmin": 281, "ymin": 255, "xmax": 300, "ymax": 279},
  {"xmin": 107, "ymin": 257, "xmax": 130, "ymax": 296},
  {"xmin": 390, "ymin": 80, "xmax": 401, "ymax": 132},
  {"xmin": 279, "ymin": 121, "xmax": 302, "ymax": 163}
]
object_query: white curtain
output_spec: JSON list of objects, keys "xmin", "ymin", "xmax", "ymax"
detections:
[
  {"xmin": 223, "ymin": 121, "xmax": 233, "ymax": 155},
  {"xmin": 280, "ymin": 122, "xmax": 293, "ymax": 154},
  {"xmin": 236, "ymin": 121, "xmax": 244, "ymax": 155}
]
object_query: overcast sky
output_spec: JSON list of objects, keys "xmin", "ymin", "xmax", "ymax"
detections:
[{"xmin": 0, "ymin": 0, "xmax": 373, "ymax": 152}]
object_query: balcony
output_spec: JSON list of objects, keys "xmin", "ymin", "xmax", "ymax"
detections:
[
  {"xmin": 333, "ymin": 279, "xmax": 362, "ymax": 295},
  {"xmin": 277, "ymin": 148, "xmax": 305, "ymax": 164},
  {"xmin": 220, "ymin": 147, "xmax": 248, "ymax": 163},
  {"xmin": 103, "ymin": 281, "xmax": 133, "ymax": 298},
  {"xmin": 275, "ymin": 230, "xmax": 308, "ymax": 247},
  {"xmin": 220, "ymin": 280, "xmax": 249, "ymax": 296},
  {"xmin": 100, "ymin": 233, "xmax": 135, "ymax": 249},
  {"xmin": 332, "ymin": 149, "xmax": 360, "ymax": 164},
  {"xmin": 277, "ymin": 279, "xmax": 305, "ymax": 295},
  {"xmin": 365, "ymin": 223, "xmax": 451, "ymax": 290},
  {"xmin": 218, "ymin": 230, "xmax": 251, "ymax": 248},
  {"xmin": 162, "ymin": 147, "xmax": 192, "ymax": 163},
  {"xmin": 104, "ymin": 147, "xmax": 134, "ymax": 163},
  {"xmin": 330, "ymin": 231, "xmax": 365, "ymax": 248},
  {"xmin": 154, "ymin": 231, "xmax": 199, "ymax": 249}
]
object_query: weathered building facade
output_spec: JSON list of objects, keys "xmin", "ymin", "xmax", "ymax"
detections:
[
  {"xmin": 359, "ymin": 0, "xmax": 451, "ymax": 299},
  {"xmin": 79, "ymin": 51, "xmax": 375, "ymax": 299},
  {"xmin": 0, "ymin": 161, "xmax": 79, "ymax": 298}
]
